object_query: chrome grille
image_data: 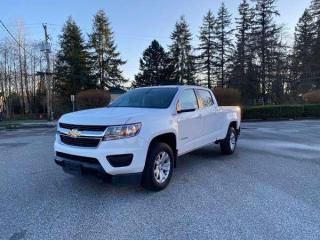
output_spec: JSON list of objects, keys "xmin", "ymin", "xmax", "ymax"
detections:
[
  {"xmin": 59, "ymin": 123, "xmax": 107, "ymax": 132},
  {"xmin": 60, "ymin": 135, "xmax": 101, "ymax": 147}
]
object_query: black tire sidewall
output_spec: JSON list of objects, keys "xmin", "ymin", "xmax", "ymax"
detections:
[
  {"xmin": 143, "ymin": 142, "xmax": 174, "ymax": 191},
  {"xmin": 220, "ymin": 127, "xmax": 237, "ymax": 154}
]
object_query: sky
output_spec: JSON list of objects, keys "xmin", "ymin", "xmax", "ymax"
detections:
[{"xmin": 0, "ymin": 0, "xmax": 312, "ymax": 81}]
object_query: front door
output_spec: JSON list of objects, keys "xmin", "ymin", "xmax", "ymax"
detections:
[{"xmin": 176, "ymin": 89, "xmax": 202, "ymax": 154}]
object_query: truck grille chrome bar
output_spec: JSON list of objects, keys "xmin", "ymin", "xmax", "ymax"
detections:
[
  {"xmin": 60, "ymin": 134, "xmax": 101, "ymax": 147},
  {"xmin": 59, "ymin": 123, "xmax": 107, "ymax": 132}
]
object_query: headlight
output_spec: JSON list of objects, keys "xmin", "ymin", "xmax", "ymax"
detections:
[{"xmin": 103, "ymin": 123, "xmax": 142, "ymax": 141}]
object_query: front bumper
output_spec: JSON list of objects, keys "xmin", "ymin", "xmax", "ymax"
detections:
[
  {"xmin": 54, "ymin": 158, "xmax": 142, "ymax": 185},
  {"xmin": 54, "ymin": 133, "xmax": 148, "ymax": 176}
]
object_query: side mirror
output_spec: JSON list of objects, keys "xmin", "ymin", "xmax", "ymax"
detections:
[
  {"xmin": 177, "ymin": 108, "xmax": 196, "ymax": 114},
  {"xmin": 107, "ymin": 100, "xmax": 113, "ymax": 107},
  {"xmin": 176, "ymin": 102, "xmax": 197, "ymax": 114}
]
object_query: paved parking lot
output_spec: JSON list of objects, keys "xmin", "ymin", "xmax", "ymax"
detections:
[{"xmin": 1, "ymin": 120, "xmax": 320, "ymax": 240}]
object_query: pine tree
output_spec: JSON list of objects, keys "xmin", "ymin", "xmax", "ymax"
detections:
[
  {"xmin": 232, "ymin": 0, "xmax": 254, "ymax": 87},
  {"xmin": 215, "ymin": 2, "xmax": 233, "ymax": 88},
  {"xmin": 54, "ymin": 17, "xmax": 93, "ymax": 97},
  {"xmin": 88, "ymin": 10, "xmax": 127, "ymax": 89},
  {"xmin": 310, "ymin": 0, "xmax": 320, "ymax": 88},
  {"xmin": 133, "ymin": 40, "xmax": 173, "ymax": 87},
  {"xmin": 230, "ymin": 0, "xmax": 259, "ymax": 104},
  {"xmin": 310, "ymin": 0, "xmax": 320, "ymax": 32},
  {"xmin": 169, "ymin": 16, "xmax": 196, "ymax": 85},
  {"xmin": 292, "ymin": 9, "xmax": 315, "ymax": 92},
  {"xmin": 271, "ymin": 40, "xmax": 290, "ymax": 104},
  {"xmin": 197, "ymin": 10, "xmax": 216, "ymax": 89},
  {"xmin": 252, "ymin": 0, "xmax": 281, "ymax": 104}
]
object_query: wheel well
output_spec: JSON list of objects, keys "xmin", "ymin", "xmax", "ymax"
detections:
[
  {"xmin": 150, "ymin": 133, "xmax": 176, "ymax": 152},
  {"xmin": 149, "ymin": 133, "xmax": 177, "ymax": 167},
  {"xmin": 229, "ymin": 121, "xmax": 239, "ymax": 134}
]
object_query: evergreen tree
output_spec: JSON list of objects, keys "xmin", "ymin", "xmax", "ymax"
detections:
[
  {"xmin": 215, "ymin": 2, "xmax": 233, "ymax": 88},
  {"xmin": 271, "ymin": 40, "xmax": 290, "ymax": 104},
  {"xmin": 231, "ymin": 0, "xmax": 253, "ymax": 87},
  {"xmin": 88, "ymin": 10, "xmax": 126, "ymax": 89},
  {"xmin": 54, "ymin": 17, "xmax": 93, "ymax": 97},
  {"xmin": 197, "ymin": 10, "xmax": 216, "ymax": 89},
  {"xmin": 231, "ymin": 0, "xmax": 258, "ymax": 103},
  {"xmin": 252, "ymin": 0, "xmax": 281, "ymax": 104},
  {"xmin": 310, "ymin": 0, "xmax": 320, "ymax": 88},
  {"xmin": 133, "ymin": 40, "xmax": 173, "ymax": 87},
  {"xmin": 169, "ymin": 16, "xmax": 196, "ymax": 85},
  {"xmin": 292, "ymin": 9, "xmax": 315, "ymax": 92},
  {"xmin": 310, "ymin": 0, "xmax": 320, "ymax": 32}
]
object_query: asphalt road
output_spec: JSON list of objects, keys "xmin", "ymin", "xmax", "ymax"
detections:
[{"xmin": 1, "ymin": 120, "xmax": 320, "ymax": 240}]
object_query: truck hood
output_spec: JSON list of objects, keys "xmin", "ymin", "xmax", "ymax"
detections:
[{"xmin": 59, "ymin": 107, "xmax": 161, "ymax": 126}]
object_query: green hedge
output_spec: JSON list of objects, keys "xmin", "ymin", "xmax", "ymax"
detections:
[
  {"xmin": 243, "ymin": 104, "xmax": 320, "ymax": 120},
  {"xmin": 303, "ymin": 104, "xmax": 320, "ymax": 117}
]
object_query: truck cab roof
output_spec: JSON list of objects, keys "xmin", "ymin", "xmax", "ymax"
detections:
[{"xmin": 138, "ymin": 85, "xmax": 211, "ymax": 91}]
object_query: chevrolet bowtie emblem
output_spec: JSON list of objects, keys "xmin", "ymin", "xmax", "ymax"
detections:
[{"xmin": 67, "ymin": 129, "xmax": 81, "ymax": 138}]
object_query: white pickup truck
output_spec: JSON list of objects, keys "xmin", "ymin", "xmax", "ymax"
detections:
[{"xmin": 54, "ymin": 85, "xmax": 241, "ymax": 191}]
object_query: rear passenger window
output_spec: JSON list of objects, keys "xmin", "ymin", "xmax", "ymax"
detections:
[{"xmin": 197, "ymin": 90, "xmax": 214, "ymax": 108}]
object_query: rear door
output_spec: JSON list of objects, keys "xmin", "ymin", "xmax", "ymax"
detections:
[
  {"xmin": 176, "ymin": 89, "xmax": 202, "ymax": 154},
  {"xmin": 195, "ymin": 89, "xmax": 220, "ymax": 143}
]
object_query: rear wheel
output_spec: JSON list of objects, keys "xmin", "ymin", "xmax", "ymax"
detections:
[
  {"xmin": 220, "ymin": 127, "xmax": 237, "ymax": 155},
  {"xmin": 142, "ymin": 142, "xmax": 173, "ymax": 191}
]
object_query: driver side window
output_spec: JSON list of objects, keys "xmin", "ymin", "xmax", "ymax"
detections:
[{"xmin": 177, "ymin": 89, "xmax": 198, "ymax": 112}]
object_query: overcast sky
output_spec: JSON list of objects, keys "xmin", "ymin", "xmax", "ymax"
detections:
[{"xmin": 0, "ymin": 0, "xmax": 311, "ymax": 81}]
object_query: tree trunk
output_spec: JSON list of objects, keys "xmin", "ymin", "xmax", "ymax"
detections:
[
  {"xmin": 23, "ymin": 48, "xmax": 31, "ymax": 113},
  {"xmin": 18, "ymin": 46, "xmax": 26, "ymax": 114}
]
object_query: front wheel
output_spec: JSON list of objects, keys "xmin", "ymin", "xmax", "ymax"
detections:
[
  {"xmin": 142, "ymin": 142, "xmax": 174, "ymax": 191},
  {"xmin": 220, "ymin": 127, "xmax": 238, "ymax": 155}
]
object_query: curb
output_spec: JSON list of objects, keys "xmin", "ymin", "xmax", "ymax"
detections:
[
  {"xmin": 242, "ymin": 117, "xmax": 320, "ymax": 122},
  {"xmin": 0, "ymin": 123, "xmax": 56, "ymax": 131}
]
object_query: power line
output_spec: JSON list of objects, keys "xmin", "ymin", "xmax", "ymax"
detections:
[
  {"xmin": 45, "ymin": 23, "xmax": 171, "ymax": 41},
  {"xmin": 0, "ymin": 19, "xmax": 41, "ymax": 60},
  {"xmin": 1, "ymin": 21, "xmax": 171, "ymax": 42}
]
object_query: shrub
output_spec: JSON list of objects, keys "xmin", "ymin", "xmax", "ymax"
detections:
[
  {"xmin": 303, "ymin": 90, "xmax": 320, "ymax": 104},
  {"xmin": 76, "ymin": 89, "xmax": 111, "ymax": 110},
  {"xmin": 213, "ymin": 88, "xmax": 241, "ymax": 106},
  {"xmin": 243, "ymin": 104, "xmax": 320, "ymax": 120},
  {"xmin": 303, "ymin": 104, "xmax": 320, "ymax": 117},
  {"xmin": 53, "ymin": 96, "xmax": 71, "ymax": 119},
  {"xmin": 10, "ymin": 93, "xmax": 23, "ymax": 114},
  {"xmin": 243, "ymin": 105, "xmax": 305, "ymax": 120}
]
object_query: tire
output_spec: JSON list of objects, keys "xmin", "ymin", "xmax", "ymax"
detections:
[
  {"xmin": 220, "ymin": 127, "xmax": 238, "ymax": 155},
  {"xmin": 142, "ymin": 142, "xmax": 174, "ymax": 191}
]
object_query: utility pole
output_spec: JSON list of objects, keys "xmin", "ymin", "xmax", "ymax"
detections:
[{"xmin": 42, "ymin": 23, "xmax": 52, "ymax": 120}]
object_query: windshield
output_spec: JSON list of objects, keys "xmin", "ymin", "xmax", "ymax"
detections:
[{"xmin": 110, "ymin": 87, "xmax": 178, "ymax": 109}]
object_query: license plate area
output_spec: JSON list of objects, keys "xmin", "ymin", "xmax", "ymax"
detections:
[{"xmin": 62, "ymin": 161, "xmax": 83, "ymax": 176}]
